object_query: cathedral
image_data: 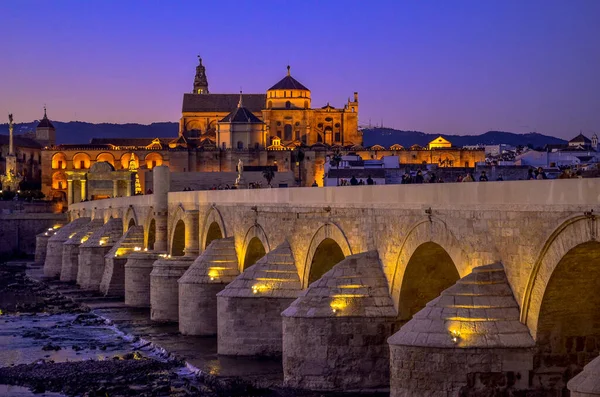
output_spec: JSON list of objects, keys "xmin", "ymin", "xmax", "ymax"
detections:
[{"xmin": 179, "ymin": 57, "xmax": 362, "ymax": 148}]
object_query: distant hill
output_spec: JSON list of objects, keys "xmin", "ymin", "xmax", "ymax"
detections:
[
  {"xmin": 0, "ymin": 121, "xmax": 179, "ymax": 145},
  {"xmin": 0, "ymin": 121, "xmax": 567, "ymax": 148},
  {"xmin": 363, "ymin": 128, "xmax": 567, "ymax": 148}
]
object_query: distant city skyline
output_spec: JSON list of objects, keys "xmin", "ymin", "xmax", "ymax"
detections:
[{"xmin": 1, "ymin": 0, "xmax": 599, "ymax": 140}]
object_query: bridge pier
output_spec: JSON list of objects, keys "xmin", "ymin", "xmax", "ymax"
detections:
[
  {"xmin": 282, "ymin": 251, "xmax": 397, "ymax": 391},
  {"xmin": 125, "ymin": 251, "xmax": 161, "ymax": 307},
  {"xmin": 150, "ymin": 256, "xmax": 195, "ymax": 322},
  {"xmin": 60, "ymin": 219, "xmax": 104, "ymax": 282},
  {"xmin": 216, "ymin": 241, "xmax": 301, "ymax": 356},
  {"xmin": 178, "ymin": 237, "xmax": 238, "ymax": 335},
  {"xmin": 43, "ymin": 217, "xmax": 90, "ymax": 278},
  {"xmin": 77, "ymin": 218, "xmax": 123, "ymax": 290},
  {"xmin": 35, "ymin": 224, "xmax": 63, "ymax": 264},
  {"xmin": 568, "ymin": 355, "xmax": 600, "ymax": 396},
  {"xmin": 388, "ymin": 264, "xmax": 534, "ymax": 397},
  {"xmin": 99, "ymin": 225, "xmax": 144, "ymax": 296},
  {"xmin": 152, "ymin": 166, "xmax": 170, "ymax": 253}
]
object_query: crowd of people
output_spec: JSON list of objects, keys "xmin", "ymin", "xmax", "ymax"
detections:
[{"xmin": 338, "ymin": 176, "xmax": 376, "ymax": 186}]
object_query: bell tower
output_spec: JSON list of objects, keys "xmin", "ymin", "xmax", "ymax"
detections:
[
  {"xmin": 592, "ymin": 133, "xmax": 598, "ymax": 150},
  {"xmin": 193, "ymin": 56, "xmax": 209, "ymax": 94},
  {"xmin": 36, "ymin": 106, "xmax": 56, "ymax": 147}
]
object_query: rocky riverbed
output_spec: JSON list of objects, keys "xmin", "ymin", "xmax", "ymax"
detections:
[{"xmin": 0, "ymin": 262, "xmax": 387, "ymax": 397}]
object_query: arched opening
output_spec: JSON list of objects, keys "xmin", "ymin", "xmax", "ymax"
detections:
[
  {"xmin": 145, "ymin": 152, "xmax": 163, "ymax": 169},
  {"xmin": 308, "ymin": 238, "xmax": 345, "ymax": 285},
  {"xmin": 267, "ymin": 100, "xmax": 272, "ymax": 109},
  {"xmin": 171, "ymin": 220, "xmax": 186, "ymax": 257},
  {"xmin": 205, "ymin": 221, "xmax": 223, "ymax": 248},
  {"xmin": 72, "ymin": 153, "xmax": 91, "ymax": 169},
  {"xmin": 52, "ymin": 153, "xmax": 67, "ymax": 170},
  {"xmin": 243, "ymin": 237, "xmax": 266, "ymax": 270},
  {"xmin": 534, "ymin": 241, "xmax": 600, "ymax": 390},
  {"xmin": 398, "ymin": 242, "xmax": 460, "ymax": 322},
  {"xmin": 96, "ymin": 152, "xmax": 115, "ymax": 166},
  {"xmin": 127, "ymin": 218, "xmax": 135, "ymax": 230},
  {"xmin": 52, "ymin": 171, "xmax": 67, "ymax": 190},
  {"xmin": 120, "ymin": 153, "xmax": 139, "ymax": 170},
  {"xmin": 147, "ymin": 219, "xmax": 156, "ymax": 250}
]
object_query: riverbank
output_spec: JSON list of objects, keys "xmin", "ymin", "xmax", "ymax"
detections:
[{"xmin": 0, "ymin": 261, "xmax": 388, "ymax": 397}]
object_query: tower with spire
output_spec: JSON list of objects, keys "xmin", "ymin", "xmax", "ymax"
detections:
[
  {"xmin": 36, "ymin": 106, "xmax": 56, "ymax": 147},
  {"xmin": 193, "ymin": 56, "xmax": 209, "ymax": 94}
]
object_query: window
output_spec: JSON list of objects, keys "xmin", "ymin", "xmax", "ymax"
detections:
[
  {"xmin": 152, "ymin": 161, "xmax": 157, "ymax": 168},
  {"xmin": 277, "ymin": 131, "xmax": 282, "ymax": 138},
  {"xmin": 277, "ymin": 121, "xmax": 281, "ymax": 126},
  {"xmin": 335, "ymin": 132, "xmax": 341, "ymax": 142},
  {"xmin": 237, "ymin": 141, "xmax": 244, "ymax": 149},
  {"xmin": 295, "ymin": 131, "xmax": 300, "ymax": 140},
  {"xmin": 317, "ymin": 123, "xmax": 323, "ymax": 129},
  {"xmin": 304, "ymin": 100, "xmax": 308, "ymax": 109},
  {"xmin": 295, "ymin": 122, "xmax": 300, "ymax": 126},
  {"xmin": 284, "ymin": 124, "xmax": 292, "ymax": 141},
  {"xmin": 284, "ymin": 91, "xmax": 286, "ymax": 98},
  {"xmin": 335, "ymin": 123, "xmax": 340, "ymax": 128},
  {"xmin": 80, "ymin": 161, "xmax": 85, "ymax": 169},
  {"xmin": 285, "ymin": 101, "xmax": 291, "ymax": 109},
  {"xmin": 58, "ymin": 160, "xmax": 63, "ymax": 169}
]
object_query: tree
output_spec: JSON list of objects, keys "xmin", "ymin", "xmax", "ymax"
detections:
[
  {"xmin": 331, "ymin": 152, "xmax": 342, "ymax": 186},
  {"xmin": 262, "ymin": 168, "xmax": 275, "ymax": 187}
]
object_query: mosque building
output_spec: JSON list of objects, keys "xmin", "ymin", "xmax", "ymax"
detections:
[{"xmin": 34, "ymin": 58, "xmax": 484, "ymax": 207}]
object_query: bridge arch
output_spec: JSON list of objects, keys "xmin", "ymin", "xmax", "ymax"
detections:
[
  {"xmin": 241, "ymin": 224, "xmax": 270, "ymax": 270},
  {"xmin": 168, "ymin": 205, "xmax": 186, "ymax": 256},
  {"xmin": 390, "ymin": 218, "xmax": 469, "ymax": 311},
  {"xmin": 522, "ymin": 215, "xmax": 599, "ymax": 337},
  {"xmin": 124, "ymin": 206, "xmax": 138, "ymax": 232},
  {"xmin": 200, "ymin": 207, "xmax": 227, "ymax": 251},
  {"xmin": 302, "ymin": 223, "xmax": 352, "ymax": 288}
]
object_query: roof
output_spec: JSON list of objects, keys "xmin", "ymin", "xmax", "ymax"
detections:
[
  {"xmin": 268, "ymin": 67, "xmax": 310, "ymax": 91},
  {"xmin": 569, "ymin": 133, "xmax": 591, "ymax": 144},
  {"xmin": 37, "ymin": 118, "xmax": 55, "ymax": 129},
  {"xmin": 89, "ymin": 138, "xmax": 171, "ymax": 146},
  {"xmin": 220, "ymin": 106, "xmax": 263, "ymax": 124},
  {"xmin": 0, "ymin": 134, "xmax": 42, "ymax": 149},
  {"xmin": 182, "ymin": 93, "xmax": 265, "ymax": 113}
]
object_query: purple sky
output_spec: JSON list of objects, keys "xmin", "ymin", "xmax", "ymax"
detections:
[{"xmin": 1, "ymin": 0, "xmax": 599, "ymax": 139}]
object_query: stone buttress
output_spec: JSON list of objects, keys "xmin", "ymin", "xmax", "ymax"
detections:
[
  {"xmin": 43, "ymin": 217, "xmax": 90, "ymax": 278},
  {"xmin": 60, "ymin": 219, "xmax": 104, "ymax": 282},
  {"xmin": 99, "ymin": 225, "xmax": 144, "ymax": 296},
  {"xmin": 124, "ymin": 251, "xmax": 161, "ymax": 307},
  {"xmin": 217, "ymin": 241, "xmax": 301, "ymax": 356},
  {"xmin": 568, "ymin": 355, "xmax": 600, "ymax": 396},
  {"xmin": 77, "ymin": 218, "xmax": 123, "ymax": 290},
  {"xmin": 150, "ymin": 255, "xmax": 195, "ymax": 322},
  {"xmin": 388, "ymin": 263, "xmax": 535, "ymax": 397},
  {"xmin": 178, "ymin": 237, "xmax": 238, "ymax": 335},
  {"xmin": 281, "ymin": 251, "xmax": 397, "ymax": 391},
  {"xmin": 35, "ymin": 223, "xmax": 64, "ymax": 264}
]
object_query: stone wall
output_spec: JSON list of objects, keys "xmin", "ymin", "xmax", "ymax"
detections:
[{"xmin": 0, "ymin": 212, "xmax": 66, "ymax": 259}]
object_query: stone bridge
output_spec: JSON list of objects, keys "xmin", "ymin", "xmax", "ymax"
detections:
[{"xmin": 37, "ymin": 166, "xmax": 600, "ymax": 396}]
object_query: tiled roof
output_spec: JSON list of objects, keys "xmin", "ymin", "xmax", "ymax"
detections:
[
  {"xmin": 0, "ymin": 134, "xmax": 42, "ymax": 148},
  {"xmin": 268, "ymin": 75, "xmax": 309, "ymax": 91},
  {"xmin": 89, "ymin": 138, "xmax": 171, "ymax": 146},
  {"xmin": 220, "ymin": 106, "xmax": 263, "ymax": 124},
  {"xmin": 182, "ymin": 93, "xmax": 265, "ymax": 113},
  {"xmin": 569, "ymin": 133, "xmax": 591, "ymax": 144}
]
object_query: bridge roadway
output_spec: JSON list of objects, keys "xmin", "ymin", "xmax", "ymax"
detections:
[{"xmin": 37, "ymin": 166, "xmax": 600, "ymax": 396}]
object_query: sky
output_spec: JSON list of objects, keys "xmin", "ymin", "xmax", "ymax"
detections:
[{"xmin": 1, "ymin": 0, "xmax": 599, "ymax": 140}]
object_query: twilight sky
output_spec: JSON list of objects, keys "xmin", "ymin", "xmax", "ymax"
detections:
[{"xmin": 1, "ymin": 0, "xmax": 599, "ymax": 139}]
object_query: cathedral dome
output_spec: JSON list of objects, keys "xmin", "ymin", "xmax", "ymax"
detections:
[{"xmin": 266, "ymin": 66, "xmax": 311, "ymax": 110}]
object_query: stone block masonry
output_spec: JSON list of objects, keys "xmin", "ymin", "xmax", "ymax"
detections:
[
  {"xmin": 60, "ymin": 219, "xmax": 104, "ymax": 282},
  {"xmin": 44, "ymin": 217, "xmax": 90, "ymax": 278},
  {"xmin": 150, "ymin": 256, "xmax": 194, "ymax": 322},
  {"xmin": 77, "ymin": 218, "xmax": 123, "ymax": 290},
  {"xmin": 217, "ymin": 241, "xmax": 301, "ymax": 356},
  {"xmin": 124, "ymin": 251, "xmax": 161, "ymax": 307},
  {"xmin": 282, "ymin": 251, "xmax": 397, "ymax": 390},
  {"xmin": 99, "ymin": 225, "xmax": 144, "ymax": 296},
  {"xmin": 178, "ymin": 237, "xmax": 238, "ymax": 335}
]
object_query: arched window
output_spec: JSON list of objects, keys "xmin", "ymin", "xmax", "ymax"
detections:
[
  {"xmin": 52, "ymin": 153, "xmax": 67, "ymax": 170},
  {"xmin": 72, "ymin": 153, "xmax": 91, "ymax": 169},
  {"xmin": 237, "ymin": 141, "xmax": 244, "ymax": 149}
]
